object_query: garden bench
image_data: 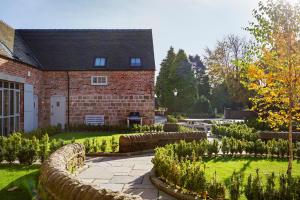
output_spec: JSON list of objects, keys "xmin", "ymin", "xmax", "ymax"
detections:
[{"xmin": 85, "ymin": 115, "xmax": 104, "ymax": 125}]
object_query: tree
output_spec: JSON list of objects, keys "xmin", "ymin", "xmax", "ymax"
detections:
[
  {"xmin": 204, "ymin": 34, "xmax": 250, "ymax": 109},
  {"xmin": 171, "ymin": 49, "xmax": 198, "ymax": 112},
  {"xmin": 189, "ymin": 55, "xmax": 211, "ymax": 98},
  {"xmin": 156, "ymin": 47, "xmax": 176, "ymax": 109},
  {"xmin": 242, "ymin": 0, "xmax": 300, "ymax": 175}
]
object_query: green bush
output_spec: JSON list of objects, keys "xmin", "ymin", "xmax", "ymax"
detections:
[
  {"xmin": 296, "ymin": 142, "xmax": 300, "ymax": 159},
  {"xmin": 100, "ymin": 140, "xmax": 107, "ymax": 152},
  {"xmin": 111, "ymin": 136, "xmax": 118, "ymax": 152},
  {"xmin": 212, "ymin": 123, "xmax": 258, "ymax": 141},
  {"xmin": 92, "ymin": 138, "xmax": 100, "ymax": 153},
  {"xmin": 0, "ymin": 146, "xmax": 5, "ymax": 163},
  {"xmin": 83, "ymin": 139, "xmax": 92, "ymax": 153},
  {"xmin": 245, "ymin": 169, "xmax": 264, "ymax": 200},
  {"xmin": 208, "ymin": 139, "xmax": 219, "ymax": 156},
  {"xmin": 221, "ymin": 137, "xmax": 230, "ymax": 155},
  {"xmin": 5, "ymin": 143, "xmax": 17, "ymax": 163},
  {"xmin": 17, "ymin": 139, "xmax": 38, "ymax": 165},
  {"xmin": 167, "ymin": 115, "xmax": 178, "ymax": 123},
  {"xmin": 39, "ymin": 134, "xmax": 49, "ymax": 162},
  {"xmin": 207, "ymin": 172, "xmax": 226, "ymax": 200},
  {"xmin": 229, "ymin": 171, "xmax": 242, "ymax": 200}
]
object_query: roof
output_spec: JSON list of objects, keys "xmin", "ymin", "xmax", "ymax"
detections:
[{"xmin": 13, "ymin": 29, "xmax": 155, "ymax": 71}]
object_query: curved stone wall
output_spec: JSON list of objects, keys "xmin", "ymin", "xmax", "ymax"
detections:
[
  {"xmin": 39, "ymin": 143, "xmax": 142, "ymax": 200},
  {"xmin": 119, "ymin": 132, "xmax": 207, "ymax": 153}
]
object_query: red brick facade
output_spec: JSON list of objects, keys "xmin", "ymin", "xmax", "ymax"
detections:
[{"xmin": 0, "ymin": 56, "xmax": 155, "ymax": 129}]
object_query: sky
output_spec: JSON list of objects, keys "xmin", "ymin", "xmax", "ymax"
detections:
[{"xmin": 1, "ymin": 0, "xmax": 293, "ymax": 77}]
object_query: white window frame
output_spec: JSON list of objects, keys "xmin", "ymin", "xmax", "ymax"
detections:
[
  {"xmin": 0, "ymin": 81, "xmax": 20, "ymax": 136},
  {"xmin": 91, "ymin": 76, "xmax": 108, "ymax": 86}
]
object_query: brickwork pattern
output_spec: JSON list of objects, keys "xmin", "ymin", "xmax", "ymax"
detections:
[{"xmin": 0, "ymin": 57, "xmax": 155, "ymax": 129}]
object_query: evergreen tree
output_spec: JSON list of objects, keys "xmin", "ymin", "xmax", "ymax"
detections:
[
  {"xmin": 156, "ymin": 47, "xmax": 176, "ymax": 109},
  {"xmin": 189, "ymin": 55, "xmax": 210, "ymax": 98},
  {"xmin": 171, "ymin": 49, "xmax": 198, "ymax": 112}
]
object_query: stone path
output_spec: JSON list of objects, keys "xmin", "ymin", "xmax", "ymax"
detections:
[{"xmin": 77, "ymin": 154, "xmax": 175, "ymax": 200}]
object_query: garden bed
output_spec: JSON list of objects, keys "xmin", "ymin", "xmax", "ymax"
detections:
[{"xmin": 152, "ymin": 140, "xmax": 300, "ymax": 200}]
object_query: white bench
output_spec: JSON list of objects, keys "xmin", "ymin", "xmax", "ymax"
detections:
[{"xmin": 85, "ymin": 115, "xmax": 104, "ymax": 126}]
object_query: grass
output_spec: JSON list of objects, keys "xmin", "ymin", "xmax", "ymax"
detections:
[
  {"xmin": 51, "ymin": 131, "xmax": 139, "ymax": 152},
  {"xmin": 0, "ymin": 164, "xmax": 40, "ymax": 200},
  {"xmin": 202, "ymin": 157, "xmax": 300, "ymax": 199}
]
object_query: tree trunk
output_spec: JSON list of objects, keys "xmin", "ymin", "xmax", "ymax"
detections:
[{"xmin": 287, "ymin": 111, "xmax": 293, "ymax": 176}]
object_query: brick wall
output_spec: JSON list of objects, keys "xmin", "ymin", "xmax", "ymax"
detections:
[
  {"xmin": 0, "ymin": 56, "xmax": 155, "ymax": 129},
  {"xmin": 0, "ymin": 57, "xmax": 43, "ymax": 129},
  {"xmin": 68, "ymin": 71, "xmax": 155, "ymax": 125}
]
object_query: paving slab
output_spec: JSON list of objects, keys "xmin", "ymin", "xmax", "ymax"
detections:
[{"xmin": 77, "ymin": 154, "xmax": 174, "ymax": 199}]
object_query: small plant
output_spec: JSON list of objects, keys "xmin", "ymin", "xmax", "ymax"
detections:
[
  {"xmin": 264, "ymin": 172, "xmax": 278, "ymax": 200},
  {"xmin": 245, "ymin": 169, "xmax": 264, "ymax": 200},
  {"xmin": 111, "ymin": 136, "xmax": 118, "ymax": 152},
  {"xmin": 5, "ymin": 143, "xmax": 17, "ymax": 163},
  {"xmin": 208, "ymin": 139, "xmax": 219, "ymax": 156},
  {"xmin": 17, "ymin": 139, "xmax": 38, "ymax": 165},
  {"xmin": 167, "ymin": 115, "xmax": 178, "ymax": 123},
  {"xmin": 0, "ymin": 146, "xmax": 5, "ymax": 163},
  {"xmin": 100, "ymin": 139, "xmax": 107, "ymax": 152},
  {"xmin": 207, "ymin": 172, "xmax": 226, "ymax": 200},
  {"xmin": 39, "ymin": 134, "xmax": 49, "ymax": 162},
  {"xmin": 92, "ymin": 138, "xmax": 99, "ymax": 153},
  {"xmin": 83, "ymin": 139, "xmax": 92, "ymax": 153},
  {"xmin": 221, "ymin": 137, "xmax": 230, "ymax": 155},
  {"xmin": 229, "ymin": 171, "xmax": 242, "ymax": 200}
]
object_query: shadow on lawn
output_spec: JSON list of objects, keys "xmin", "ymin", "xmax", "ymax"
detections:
[{"xmin": 0, "ymin": 164, "xmax": 39, "ymax": 200}]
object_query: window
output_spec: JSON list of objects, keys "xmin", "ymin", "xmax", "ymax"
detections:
[
  {"xmin": 91, "ymin": 76, "xmax": 108, "ymax": 86},
  {"xmin": 94, "ymin": 57, "xmax": 107, "ymax": 67},
  {"xmin": 0, "ymin": 81, "xmax": 20, "ymax": 136},
  {"xmin": 130, "ymin": 58, "xmax": 142, "ymax": 67}
]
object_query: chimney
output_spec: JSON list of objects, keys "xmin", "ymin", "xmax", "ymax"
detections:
[{"xmin": 0, "ymin": 20, "xmax": 15, "ymax": 52}]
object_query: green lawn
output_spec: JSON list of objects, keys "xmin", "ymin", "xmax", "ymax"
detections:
[
  {"xmin": 202, "ymin": 157, "xmax": 300, "ymax": 199},
  {"xmin": 0, "ymin": 164, "xmax": 40, "ymax": 200},
  {"xmin": 51, "ymin": 131, "xmax": 139, "ymax": 152}
]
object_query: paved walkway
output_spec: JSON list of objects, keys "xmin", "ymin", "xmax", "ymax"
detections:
[{"xmin": 77, "ymin": 154, "xmax": 175, "ymax": 200}]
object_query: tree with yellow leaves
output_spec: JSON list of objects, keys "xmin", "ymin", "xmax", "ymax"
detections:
[{"xmin": 242, "ymin": 0, "xmax": 300, "ymax": 175}]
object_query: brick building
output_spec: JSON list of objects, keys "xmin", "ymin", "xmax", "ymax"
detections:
[{"xmin": 0, "ymin": 21, "xmax": 155, "ymax": 135}]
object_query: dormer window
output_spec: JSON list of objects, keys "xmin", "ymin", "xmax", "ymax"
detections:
[
  {"xmin": 130, "ymin": 58, "xmax": 142, "ymax": 67},
  {"xmin": 94, "ymin": 57, "xmax": 107, "ymax": 67}
]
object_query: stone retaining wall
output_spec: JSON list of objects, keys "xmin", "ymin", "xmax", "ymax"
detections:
[
  {"xmin": 119, "ymin": 132, "xmax": 207, "ymax": 153},
  {"xmin": 259, "ymin": 131, "xmax": 300, "ymax": 141},
  {"xmin": 39, "ymin": 143, "xmax": 142, "ymax": 200}
]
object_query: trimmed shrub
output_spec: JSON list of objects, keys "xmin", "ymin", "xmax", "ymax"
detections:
[
  {"xmin": 17, "ymin": 139, "xmax": 38, "ymax": 165},
  {"xmin": 208, "ymin": 139, "xmax": 219, "ymax": 156},
  {"xmin": 111, "ymin": 136, "xmax": 118, "ymax": 152},
  {"xmin": 0, "ymin": 146, "xmax": 5, "ymax": 163},
  {"xmin": 212, "ymin": 123, "xmax": 258, "ymax": 141},
  {"xmin": 229, "ymin": 171, "xmax": 242, "ymax": 200},
  {"xmin": 83, "ymin": 139, "xmax": 92, "ymax": 153},
  {"xmin": 100, "ymin": 140, "xmax": 107, "ymax": 152},
  {"xmin": 39, "ymin": 134, "xmax": 50, "ymax": 162}
]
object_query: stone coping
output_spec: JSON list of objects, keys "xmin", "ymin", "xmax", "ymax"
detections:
[
  {"xmin": 39, "ymin": 143, "xmax": 142, "ymax": 200},
  {"xmin": 119, "ymin": 131, "xmax": 207, "ymax": 153},
  {"xmin": 87, "ymin": 149, "xmax": 154, "ymax": 157},
  {"xmin": 150, "ymin": 175, "xmax": 197, "ymax": 200}
]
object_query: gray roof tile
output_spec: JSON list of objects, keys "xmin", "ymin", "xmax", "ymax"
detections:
[{"xmin": 15, "ymin": 29, "xmax": 155, "ymax": 71}]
